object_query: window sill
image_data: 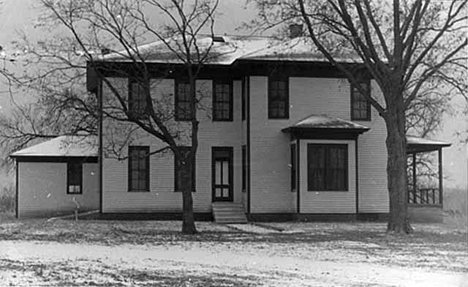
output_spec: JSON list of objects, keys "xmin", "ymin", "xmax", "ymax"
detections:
[
  {"xmin": 128, "ymin": 190, "xmax": 150, "ymax": 192},
  {"xmin": 307, "ymin": 190, "xmax": 349, "ymax": 192},
  {"xmin": 351, "ymin": 118, "xmax": 371, "ymax": 122},
  {"xmin": 213, "ymin": 119, "xmax": 233, "ymax": 122}
]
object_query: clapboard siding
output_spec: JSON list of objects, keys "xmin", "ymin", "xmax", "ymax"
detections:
[
  {"xmin": 356, "ymin": 81, "xmax": 389, "ymax": 213},
  {"xmin": 102, "ymin": 78, "xmax": 244, "ymax": 213},
  {"xmin": 18, "ymin": 162, "xmax": 99, "ymax": 218},
  {"xmin": 299, "ymin": 139, "xmax": 356, "ymax": 213},
  {"xmin": 249, "ymin": 77, "xmax": 354, "ymax": 213},
  {"xmin": 248, "ymin": 77, "xmax": 388, "ymax": 214},
  {"xmin": 101, "ymin": 74, "xmax": 389, "ymax": 215}
]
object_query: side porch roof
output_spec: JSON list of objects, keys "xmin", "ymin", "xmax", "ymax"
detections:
[
  {"xmin": 282, "ymin": 115, "xmax": 370, "ymax": 139},
  {"xmin": 10, "ymin": 135, "xmax": 98, "ymax": 159},
  {"xmin": 406, "ymin": 135, "xmax": 451, "ymax": 153}
]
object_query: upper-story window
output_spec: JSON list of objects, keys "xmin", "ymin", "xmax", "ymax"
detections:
[
  {"xmin": 213, "ymin": 79, "xmax": 233, "ymax": 121},
  {"xmin": 129, "ymin": 78, "xmax": 148, "ymax": 119},
  {"xmin": 351, "ymin": 80, "xmax": 371, "ymax": 121},
  {"xmin": 175, "ymin": 79, "xmax": 193, "ymax": 121},
  {"xmin": 268, "ymin": 76, "xmax": 289, "ymax": 119}
]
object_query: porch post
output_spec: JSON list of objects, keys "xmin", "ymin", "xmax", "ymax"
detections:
[
  {"xmin": 412, "ymin": 152, "xmax": 416, "ymax": 204},
  {"xmin": 296, "ymin": 138, "xmax": 300, "ymax": 215},
  {"xmin": 438, "ymin": 148, "xmax": 443, "ymax": 207}
]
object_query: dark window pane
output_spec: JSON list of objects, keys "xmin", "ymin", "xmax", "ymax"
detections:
[
  {"xmin": 308, "ymin": 144, "xmax": 348, "ymax": 191},
  {"xmin": 129, "ymin": 80, "xmax": 148, "ymax": 118},
  {"xmin": 176, "ymin": 81, "xmax": 193, "ymax": 120},
  {"xmin": 268, "ymin": 77, "xmax": 289, "ymax": 119},
  {"xmin": 174, "ymin": 147, "xmax": 195, "ymax": 192},
  {"xmin": 128, "ymin": 146, "xmax": 149, "ymax": 191},
  {"xmin": 213, "ymin": 80, "xmax": 232, "ymax": 121},
  {"xmin": 67, "ymin": 160, "xmax": 82, "ymax": 194},
  {"xmin": 351, "ymin": 81, "xmax": 370, "ymax": 121},
  {"xmin": 291, "ymin": 144, "xmax": 296, "ymax": 191}
]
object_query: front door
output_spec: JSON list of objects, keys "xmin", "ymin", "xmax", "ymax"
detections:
[{"xmin": 212, "ymin": 147, "xmax": 233, "ymax": 202}]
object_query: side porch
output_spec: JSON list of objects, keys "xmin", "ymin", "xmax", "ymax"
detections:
[{"xmin": 407, "ymin": 136, "xmax": 451, "ymax": 223}]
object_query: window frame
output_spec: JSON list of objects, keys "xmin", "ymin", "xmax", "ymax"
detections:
[
  {"xmin": 351, "ymin": 80, "xmax": 371, "ymax": 121},
  {"xmin": 128, "ymin": 146, "xmax": 150, "ymax": 192},
  {"xmin": 128, "ymin": 78, "xmax": 148, "ymax": 119},
  {"xmin": 175, "ymin": 79, "xmax": 194, "ymax": 121},
  {"xmin": 174, "ymin": 146, "xmax": 196, "ymax": 192},
  {"xmin": 242, "ymin": 145, "xmax": 246, "ymax": 193},
  {"xmin": 290, "ymin": 143, "xmax": 297, "ymax": 192},
  {"xmin": 67, "ymin": 159, "xmax": 83, "ymax": 194},
  {"xmin": 307, "ymin": 144, "xmax": 349, "ymax": 192},
  {"xmin": 268, "ymin": 75, "xmax": 289, "ymax": 119},
  {"xmin": 241, "ymin": 77, "xmax": 246, "ymax": 121},
  {"xmin": 213, "ymin": 79, "xmax": 233, "ymax": 121}
]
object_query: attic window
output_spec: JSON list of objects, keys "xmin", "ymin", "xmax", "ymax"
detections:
[{"xmin": 212, "ymin": 36, "xmax": 225, "ymax": 43}]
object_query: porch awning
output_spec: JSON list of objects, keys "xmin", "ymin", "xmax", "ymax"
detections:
[
  {"xmin": 282, "ymin": 115, "xmax": 370, "ymax": 139},
  {"xmin": 406, "ymin": 135, "xmax": 451, "ymax": 153}
]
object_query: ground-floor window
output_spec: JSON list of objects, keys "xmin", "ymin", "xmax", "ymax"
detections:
[
  {"xmin": 291, "ymin": 143, "xmax": 297, "ymax": 192},
  {"xmin": 174, "ymin": 146, "xmax": 195, "ymax": 192},
  {"xmin": 128, "ymin": 146, "xmax": 150, "ymax": 192},
  {"xmin": 67, "ymin": 159, "xmax": 83, "ymax": 194},
  {"xmin": 307, "ymin": 144, "xmax": 348, "ymax": 191}
]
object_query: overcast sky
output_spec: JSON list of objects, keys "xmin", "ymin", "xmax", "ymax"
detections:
[{"xmin": 0, "ymin": 0, "xmax": 466, "ymax": 188}]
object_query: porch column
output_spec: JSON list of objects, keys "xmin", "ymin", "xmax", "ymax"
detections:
[{"xmin": 438, "ymin": 148, "xmax": 443, "ymax": 207}]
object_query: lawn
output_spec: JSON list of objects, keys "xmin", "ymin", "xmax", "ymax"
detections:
[{"xmin": 0, "ymin": 217, "xmax": 467, "ymax": 286}]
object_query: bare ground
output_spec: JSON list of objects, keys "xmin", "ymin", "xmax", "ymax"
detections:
[{"xmin": 0, "ymin": 217, "xmax": 467, "ymax": 286}]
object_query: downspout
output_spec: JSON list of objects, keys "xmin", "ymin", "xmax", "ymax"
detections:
[
  {"xmin": 438, "ymin": 148, "xmax": 443, "ymax": 207},
  {"xmin": 15, "ymin": 160, "xmax": 19, "ymax": 219},
  {"xmin": 98, "ymin": 79, "xmax": 103, "ymax": 214},
  {"xmin": 296, "ymin": 138, "xmax": 300, "ymax": 216},
  {"xmin": 247, "ymin": 76, "xmax": 251, "ymax": 215},
  {"xmin": 355, "ymin": 138, "xmax": 359, "ymax": 215}
]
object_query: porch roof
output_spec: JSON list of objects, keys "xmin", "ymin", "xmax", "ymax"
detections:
[
  {"xmin": 10, "ymin": 135, "xmax": 98, "ymax": 158},
  {"xmin": 406, "ymin": 135, "xmax": 451, "ymax": 153},
  {"xmin": 282, "ymin": 115, "xmax": 370, "ymax": 133}
]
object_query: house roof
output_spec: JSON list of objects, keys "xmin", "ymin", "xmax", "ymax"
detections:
[
  {"xmin": 407, "ymin": 135, "xmax": 451, "ymax": 153},
  {"xmin": 240, "ymin": 37, "xmax": 361, "ymax": 63},
  {"xmin": 282, "ymin": 115, "xmax": 370, "ymax": 133},
  {"xmin": 10, "ymin": 135, "xmax": 98, "ymax": 158},
  {"xmin": 99, "ymin": 35, "xmax": 363, "ymax": 65}
]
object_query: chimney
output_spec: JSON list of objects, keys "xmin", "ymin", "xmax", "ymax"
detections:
[
  {"xmin": 289, "ymin": 24, "xmax": 303, "ymax": 38},
  {"xmin": 101, "ymin": 47, "xmax": 111, "ymax": 55}
]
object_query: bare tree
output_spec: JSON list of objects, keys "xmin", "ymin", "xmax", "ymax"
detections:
[
  {"xmin": 252, "ymin": 0, "xmax": 467, "ymax": 233},
  {"xmin": 1, "ymin": 0, "xmax": 222, "ymax": 234}
]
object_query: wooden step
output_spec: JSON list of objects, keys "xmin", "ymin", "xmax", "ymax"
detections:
[{"xmin": 212, "ymin": 202, "xmax": 248, "ymax": 224}]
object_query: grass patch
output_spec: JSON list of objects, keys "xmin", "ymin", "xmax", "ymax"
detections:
[
  {"xmin": 0, "ymin": 184, "xmax": 15, "ymax": 214},
  {"xmin": 443, "ymin": 187, "xmax": 468, "ymax": 228},
  {"xmin": 0, "ymin": 219, "xmax": 466, "ymax": 272},
  {"xmin": 0, "ymin": 258, "xmax": 262, "ymax": 287}
]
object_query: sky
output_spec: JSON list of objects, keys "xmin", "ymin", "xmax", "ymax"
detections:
[{"xmin": 0, "ymin": 0, "xmax": 466, "ymax": 189}]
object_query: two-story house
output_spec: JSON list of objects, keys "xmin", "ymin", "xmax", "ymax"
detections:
[{"xmin": 11, "ymin": 34, "xmax": 450, "ymax": 222}]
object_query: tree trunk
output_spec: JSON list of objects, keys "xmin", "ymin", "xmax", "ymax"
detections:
[
  {"xmin": 180, "ymin": 159, "xmax": 197, "ymax": 234},
  {"xmin": 384, "ymin": 95, "xmax": 414, "ymax": 234}
]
